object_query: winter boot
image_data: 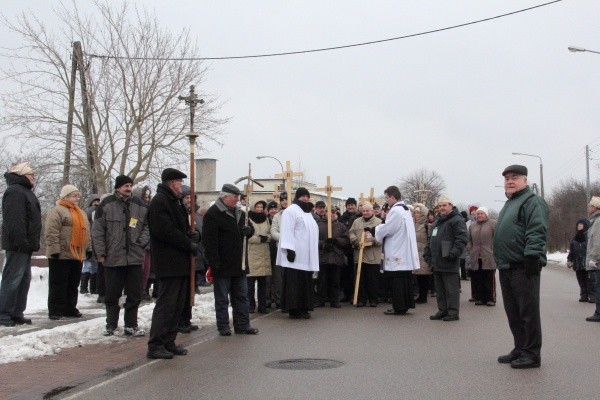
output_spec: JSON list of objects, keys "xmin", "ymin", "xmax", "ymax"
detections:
[
  {"xmin": 79, "ymin": 272, "xmax": 90, "ymax": 294},
  {"xmin": 89, "ymin": 273, "xmax": 97, "ymax": 295}
]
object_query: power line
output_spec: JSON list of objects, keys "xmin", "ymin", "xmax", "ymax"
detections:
[{"xmin": 85, "ymin": 0, "xmax": 564, "ymax": 61}]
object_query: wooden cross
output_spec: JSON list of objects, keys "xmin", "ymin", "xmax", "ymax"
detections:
[
  {"xmin": 271, "ymin": 184, "xmax": 280, "ymax": 202},
  {"xmin": 316, "ymin": 176, "xmax": 343, "ymax": 238},
  {"xmin": 359, "ymin": 188, "xmax": 376, "ymax": 206},
  {"xmin": 274, "ymin": 161, "xmax": 303, "ymax": 202},
  {"xmin": 353, "ymin": 230, "xmax": 373, "ymax": 306}
]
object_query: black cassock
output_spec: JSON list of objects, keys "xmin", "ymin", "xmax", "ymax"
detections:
[{"xmin": 281, "ymin": 268, "xmax": 314, "ymax": 312}]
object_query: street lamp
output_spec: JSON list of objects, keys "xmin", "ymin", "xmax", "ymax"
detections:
[
  {"xmin": 568, "ymin": 46, "xmax": 600, "ymax": 55},
  {"xmin": 256, "ymin": 155, "xmax": 284, "ymax": 191},
  {"xmin": 511, "ymin": 152, "xmax": 544, "ymax": 199}
]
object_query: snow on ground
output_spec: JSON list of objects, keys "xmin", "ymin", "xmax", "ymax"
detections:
[
  {"xmin": 547, "ymin": 252, "xmax": 568, "ymax": 264},
  {"xmin": 0, "ymin": 267, "xmax": 216, "ymax": 364}
]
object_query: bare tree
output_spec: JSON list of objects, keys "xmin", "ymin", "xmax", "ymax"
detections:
[
  {"xmin": 0, "ymin": 0, "xmax": 227, "ymax": 194},
  {"xmin": 397, "ymin": 168, "xmax": 446, "ymax": 209}
]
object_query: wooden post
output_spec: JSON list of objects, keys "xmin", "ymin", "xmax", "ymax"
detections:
[
  {"xmin": 63, "ymin": 43, "xmax": 78, "ymax": 186},
  {"xmin": 316, "ymin": 176, "xmax": 342, "ymax": 238},
  {"xmin": 353, "ymin": 231, "xmax": 373, "ymax": 306},
  {"xmin": 274, "ymin": 161, "xmax": 302, "ymax": 202}
]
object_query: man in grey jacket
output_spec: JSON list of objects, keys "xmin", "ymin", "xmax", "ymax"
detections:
[
  {"xmin": 92, "ymin": 175, "xmax": 150, "ymax": 336},
  {"xmin": 585, "ymin": 196, "xmax": 600, "ymax": 322}
]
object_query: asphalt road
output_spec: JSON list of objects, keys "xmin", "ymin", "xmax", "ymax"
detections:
[{"xmin": 60, "ymin": 266, "xmax": 600, "ymax": 400}]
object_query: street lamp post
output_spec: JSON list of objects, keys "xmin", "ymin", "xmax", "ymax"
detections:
[
  {"xmin": 512, "ymin": 152, "xmax": 544, "ymax": 199},
  {"xmin": 256, "ymin": 155, "xmax": 285, "ymax": 190},
  {"xmin": 568, "ymin": 46, "xmax": 600, "ymax": 55}
]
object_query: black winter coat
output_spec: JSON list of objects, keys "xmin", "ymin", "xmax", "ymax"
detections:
[
  {"xmin": 147, "ymin": 183, "xmax": 193, "ymax": 278},
  {"xmin": 424, "ymin": 207, "xmax": 468, "ymax": 273},
  {"xmin": 567, "ymin": 221, "xmax": 589, "ymax": 270},
  {"xmin": 1, "ymin": 173, "xmax": 41, "ymax": 253},
  {"xmin": 202, "ymin": 198, "xmax": 246, "ymax": 278},
  {"xmin": 318, "ymin": 220, "xmax": 350, "ymax": 266}
]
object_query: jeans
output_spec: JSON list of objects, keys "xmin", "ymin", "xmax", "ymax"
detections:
[
  {"xmin": 0, "ymin": 251, "xmax": 32, "ymax": 320},
  {"xmin": 213, "ymin": 276, "xmax": 250, "ymax": 332}
]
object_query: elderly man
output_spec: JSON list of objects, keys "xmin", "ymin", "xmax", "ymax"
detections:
[
  {"xmin": 92, "ymin": 175, "xmax": 149, "ymax": 337},
  {"xmin": 494, "ymin": 164, "xmax": 548, "ymax": 369},
  {"xmin": 374, "ymin": 186, "xmax": 420, "ymax": 315},
  {"xmin": 585, "ymin": 196, "xmax": 600, "ymax": 322},
  {"xmin": 147, "ymin": 168, "xmax": 199, "ymax": 359},
  {"xmin": 0, "ymin": 162, "xmax": 41, "ymax": 327},
  {"xmin": 202, "ymin": 184, "xmax": 257, "ymax": 336},
  {"xmin": 424, "ymin": 193, "xmax": 468, "ymax": 321}
]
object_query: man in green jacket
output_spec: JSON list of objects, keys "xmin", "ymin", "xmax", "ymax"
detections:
[{"xmin": 494, "ymin": 164, "xmax": 548, "ymax": 369}]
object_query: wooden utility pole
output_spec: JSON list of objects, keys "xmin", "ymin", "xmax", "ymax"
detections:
[
  {"xmin": 63, "ymin": 43, "xmax": 78, "ymax": 186},
  {"xmin": 316, "ymin": 176, "xmax": 342, "ymax": 238}
]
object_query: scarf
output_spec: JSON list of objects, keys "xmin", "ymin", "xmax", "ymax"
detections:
[
  {"xmin": 59, "ymin": 199, "xmax": 87, "ymax": 261},
  {"xmin": 248, "ymin": 210, "xmax": 267, "ymax": 224},
  {"xmin": 293, "ymin": 199, "xmax": 312, "ymax": 213}
]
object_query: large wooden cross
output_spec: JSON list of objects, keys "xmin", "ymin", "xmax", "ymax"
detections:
[
  {"xmin": 316, "ymin": 176, "xmax": 343, "ymax": 238},
  {"xmin": 271, "ymin": 184, "xmax": 280, "ymax": 202},
  {"xmin": 359, "ymin": 187, "xmax": 376, "ymax": 206},
  {"xmin": 274, "ymin": 161, "xmax": 302, "ymax": 202}
]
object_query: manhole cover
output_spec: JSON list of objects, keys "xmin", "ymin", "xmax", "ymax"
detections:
[{"xmin": 265, "ymin": 358, "xmax": 344, "ymax": 370}]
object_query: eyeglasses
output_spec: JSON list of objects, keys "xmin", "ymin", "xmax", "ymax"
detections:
[{"xmin": 68, "ymin": 193, "xmax": 81, "ymax": 198}]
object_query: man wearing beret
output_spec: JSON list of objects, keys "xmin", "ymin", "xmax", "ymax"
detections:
[
  {"xmin": 202, "ymin": 183, "xmax": 258, "ymax": 336},
  {"xmin": 92, "ymin": 175, "xmax": 150, "ymax": 337},
  {"xmin": 0, "ymin": 162, "xmax": 41, "ymax": 327},
  {"xmin": 494, "ymin": 164, "xmax": 548, "ymax": 369},
  {"xmin": 147, "ymin": 168, "xmax": 199, "ymax": 359}
]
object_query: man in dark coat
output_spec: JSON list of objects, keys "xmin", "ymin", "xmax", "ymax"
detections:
[
  {"xmin": 338, "ymin": 197, "xmax": 360, "ymax": 302},
  {"xmin": 202, "ymin": 184, "xmax": 257, "ymax": 336},
  {"xmin": 147, "ymin": 168, "xmax": 198, "ymax": 359},
  {"xmin": 0, "ymin": 162, "xmax": 41, "ymax": 327}
]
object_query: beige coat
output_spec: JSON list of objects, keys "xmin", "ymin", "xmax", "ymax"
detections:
[
  {"xmin": 348, "ymin": 216, "xmax": 382, "ymax": 265},
  {"xmin": 45, "ymin": 202, "xmax": 91, "ymax": 260},
  {"xmin": 413, "ymin": 215, "xmax": 432, "ymax": 275},
  {"xmin": 247, "ymin": 216, "xmax": 272, "ymax": 277},
  {"xmin": 468, "ymin": 218, "xmax": 497, "ymax": 270}
]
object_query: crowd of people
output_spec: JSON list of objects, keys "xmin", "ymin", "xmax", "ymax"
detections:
[{"xmin": 1, "ymin": 161, "xmax": 599, "ymax": 368}]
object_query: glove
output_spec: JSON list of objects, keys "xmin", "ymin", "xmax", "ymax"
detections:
[
  {"xmin": 51, "ymin": 253, "xmax": 59, "ymax": 259},
  {"xmin": 589, "ymin": 260, "xmax": 598, "ymax": 268},
  {"xmin": 241, "ymin": 225, "xmax": 254, "ymax": 238},
  {"xmin": 205, "ymin": 266, "xmax": 213, "ymax": 284},
  {"xmin": 86, "ymin": 251, "xmax": 93, "ymax": 260},
  {"xmin": 524, "ymin": 256, "xmax": 541, "ymax": 278},
  {"xmin": 187, "ymin": 230, "xmax": 201, "ymax": 243},
  {"xmin": 287, "ymin": 249, "xmax": 296, "ymax": 262},
  {"xmin": 259, "ymin": 235, "xmax": 268, "ymax": 243}
]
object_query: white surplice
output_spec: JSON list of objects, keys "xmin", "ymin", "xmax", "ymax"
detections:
[
  {"xmin": 374, "ymin": 201, "xmax": 419, "ymax": 271},
  {"xmin": 275, "ymin": 203, "xmax": 319, "ymax": 272}
]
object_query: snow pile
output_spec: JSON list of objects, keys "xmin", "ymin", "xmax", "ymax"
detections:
[{"xmin": 547, "ymin": 252, "xmax": 567, "ymax": 264}]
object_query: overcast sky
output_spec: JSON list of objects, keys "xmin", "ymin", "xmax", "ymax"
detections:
[{"xmin": 2, "ymin": 0, "xmax": 599, "ymax": 211}]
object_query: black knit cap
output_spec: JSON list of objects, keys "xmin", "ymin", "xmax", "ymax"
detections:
[
  {"xmin": 114, "ymin": 175, "xmax": 134, "ymax": 189},
  {"xmin": 294, "ymin": 187, "xmax": 310, "ymax": 200},
  {"xmin": 346, "ymin": 197, "xmax": 357, "ymax": 206},
  {"xmin": 161, "ymin": 168, "xmax": 187, "ymax": 182},
  {"xmin": 267, "ymin": 201, "xmax": 278, "ymax": 210},
  {"xmin": 279, "ymin": 191, "xmax": 288, "ymax": 200},
  {"xmin": 502, "ymin": 164, "xmax": 528, "ymax": 177}
]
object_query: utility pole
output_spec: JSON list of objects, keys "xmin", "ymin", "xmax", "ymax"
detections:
[
  {"xmin": 586, "ymin": 144, "xmax": 591, "ymax": 204},
  {"xmin": 63, "ymin": 43, "xmax": 78, "ymax": 186}
]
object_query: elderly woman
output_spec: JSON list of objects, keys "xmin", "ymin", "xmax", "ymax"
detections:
[
  {"xmin": 247, "ymin": 200, "xmax": 272, "ymax": 313},
  {"xmin": 45, "ymin": 184, "xmax": 92, "ymax": 320},
  {"xmin": 412, "ymin": 203, "xmax": 431, "ymax": 303},
  {"xmin": 467, "ymin": 207, "xmax": 497, "ymax": 306}
]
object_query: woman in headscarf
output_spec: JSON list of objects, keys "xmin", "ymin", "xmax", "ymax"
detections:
[
  {"xmin": 45, "ymin": 184, "xmax": 92, "ymax": 320},
  {"xmin": 247, "ymin": 200, "xmax": 272, "ymax": 313}
]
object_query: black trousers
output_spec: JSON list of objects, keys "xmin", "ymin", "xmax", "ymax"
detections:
[
  {"xmin": 247, "ymin": 276, "xmax": 267, "ymax": 311},
  {"xmin": 340, "ymin": 262, "xmax": 355, "ymax": 301},
  {"xmin": 358, "ymin": 263, "xmax": 379, "ymax": 303},
  {"xmin": 97, "ymin": 262, "xmax": 106, "ymax": 296},
  {"xmin": 318, "ymin": 264, "xmax": 341, "ymax": 305},
  {"xmin": 149, "ymin": 276, "xmax": 188, "ymax": 351},
  {"xmin": 415, "ymin": 274, "xmax": 430, "ymax": 300},
  {"xmin": 575, "ymin": 269, "xmax": 595, "ymax": 299},
  {"xmin": 179, "ymin": 284, "xmax": 193, "ymax": 327},
  {"xmin": 385, "ymin": 270, "xmax": 415, "ymax": 312},
  {"xmin": 470, "ymin": 261, "xmax": 496, "ymax": 303},
  {"xmin": 499, "ymin": 268, "xmax": 542, "ymax": 361},
  {"xmin": 48, "ymin": 259, "xmax": 82, "ymax": 317},
  {"xmin": 104, "ymin": 265, "xmax": 142, "ymax": 329}
]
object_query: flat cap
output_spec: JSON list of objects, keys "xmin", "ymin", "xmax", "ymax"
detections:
[
  {"xmin": 315, "ymin": 200, "xmax": 326, "ymax": 208},
  {"xmin": 502, "ymin": 164, "xmax": 528, "ymax": 177},
  {"xmin": 161, "ymin": 168, "xmax": 187, "ymax": 182},
  {"xmin": 221, "ymin": 183, "xmax": 242, "ymax": 195}
]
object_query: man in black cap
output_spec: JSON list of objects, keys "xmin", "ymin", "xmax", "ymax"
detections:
[
  {"xmin": 269, "ymin": 191, "xmax": 289, "ymax": 309},
  {"xmin": 92, "ymin": 175, "xmax": 149, "ymax": 337},
  {"xmin": 313, "ymin": 200, "xmax": 326, "ymax": 223},
  {"xmin": 202, "ymin": 183, "xmax": 258, "ymax": 336},
  {"xmin": 339, "ymin": 197, "xmax": 360, "ymax": 302},
  {"xmin": 494, "ymin": 164, "xmax": 548, "ymax": 369},
  {"xmin": 146, "ymin": 168, "xmax": 199, "ymax": 359}
]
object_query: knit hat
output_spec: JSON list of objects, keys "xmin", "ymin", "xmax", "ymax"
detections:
[
  {"xmin": 60, "ymin": 184, "xmax": 80, "ymax": 199},
  {"xmin": 469, "ymin": 205, "xmax": 478, "ymax": 213},
  {"xmin": 590, "ymin": 196, "xmax": 600, "ymax": 209},
  {"xmin": 181, "ymin": 185, "xmax": 191, "ymax": 197},
  {"xmin": 221, "ymin": 183, "xmax": 242, "ymax": 195},
  {"xmin": 345, "ymin": 197, "xmax": 357, "ymax": 206},
  {"xmin": 114, "ymin": 175, "xmax": 134, "ymax": 189},
  {"xmin": 294, "ymin": 187, "xmax": 310, "ymax": 200},
  {"xmin": 476, "ymin": 206, "xmax": 489, "ymax": 217},
  {"xmin": 267, "ymin": 201, "xmax": 278, "ymax": 210},
  {"xmin": 437, "ymin": 193, "xmax": 453, "ymax": 205},
  {"xmin": 161, "ymin": 168, "xmax": 187, "ymax": 182},
  {"xmin": 279, "ymin": 191, "xmax": 288, "ymax": 200},
  {"xmin": 8, "ymin": 161, "xmax": 34, "ymax": 176}
]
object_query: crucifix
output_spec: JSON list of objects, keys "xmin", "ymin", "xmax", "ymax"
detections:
[
  {"xmin": 274, "ymin": 161, "xmax": 302, "ymax": 203},
  {"xmin": 178, "ymin": 85, "xmax": 204, "ymax": 306},
  {"xmin": 271, "ymin": 184, "xmax": 281, "ymax": 202},
  {"xmin": 316, "ymin": 176, "xmax": 343, "ymax": 238},
  {"xmin": 359, "ymin": 187, "xmax": 376, "ymax": 206},
  {"xmin": 234, "ymin": 163, "xmax": 264, "ymax": 225}
]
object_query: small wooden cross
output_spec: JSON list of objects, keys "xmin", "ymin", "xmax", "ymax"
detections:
[
  {"xmin": 271, "ymin": 184, "xmax": 280, "ymax": 202},
  {"xmin": 316, "ymin": 176, "xmax": 343, "ymax": 238},
  {"xmin": 274, "ymin": 161, "xmax": 303, "ymax": 202}
]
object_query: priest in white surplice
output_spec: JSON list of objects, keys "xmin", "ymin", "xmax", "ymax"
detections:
[
  {"xmin": 276, "ymin": 187, "xmax": 319, "ymax": 319},
  {"xmin": 373, "ymin": 185, "xmax": 420, "ymax": 315}
]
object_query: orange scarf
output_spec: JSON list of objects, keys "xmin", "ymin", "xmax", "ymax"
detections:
[{"xmin": 59, "ymin": 199, "xmax": 87, "ymax": 261}]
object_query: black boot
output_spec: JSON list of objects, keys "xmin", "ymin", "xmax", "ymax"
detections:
[
  {"xmin": 89, "ymin": 273, "xmax": 97, "ymax": 295},
  {"xmin": 80, "ymin": 272, "xmax": 90, "ymax": 294}
]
